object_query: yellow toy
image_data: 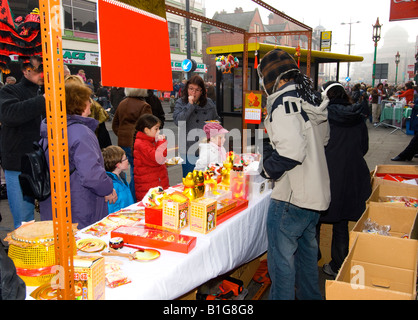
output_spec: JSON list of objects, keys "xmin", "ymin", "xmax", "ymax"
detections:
[
  {"xmin": 221, "ymin": 151, "xmax": 234, "ymax": 185},
  {"xmin": 183, "ymin": 172, "xmax": 197, "ymax": 201},
  {"xmin": 193, "ymin": 170, "xmax": 205, "ymax": 198}
]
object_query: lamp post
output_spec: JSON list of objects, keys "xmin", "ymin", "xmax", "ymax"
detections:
[
  {"xmin": 372, "ymin": 17, "xmax": 382, "ymax": 87},
  {"xmin": 341, "ymin": 19, "xmax": 360, "ymax": 79},
  {"xmin": 395, "ymin": 51, "xmax": 400, "ymax": 86}
]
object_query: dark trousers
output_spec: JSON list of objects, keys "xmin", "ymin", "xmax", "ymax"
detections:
[
  {"xmin": 398, "ymin": 131, "xmax": 418, "ymax": 160},
  {"xmin": 317, "ymin": 220, "xmax": 349, "ymax": 273}
]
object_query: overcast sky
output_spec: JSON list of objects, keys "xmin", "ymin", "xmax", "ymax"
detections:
[{"xmin": 202, "ymin": 0, "xmax": 417, "ymax": 56}]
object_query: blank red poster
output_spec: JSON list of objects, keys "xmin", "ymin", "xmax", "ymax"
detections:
[{"xmin": 97, "ymin": 0, "xmax": 172, "ymax": 90}]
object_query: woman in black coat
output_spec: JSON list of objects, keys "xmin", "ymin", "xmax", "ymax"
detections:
[{"xmin": 317, "ymin": 81, "xmax": 371, "ymax": 278}]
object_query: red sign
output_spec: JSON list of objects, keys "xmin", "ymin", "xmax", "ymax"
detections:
[{"xmin": 389, "ymin": 0, "xmax": 418, "ymax": 21}]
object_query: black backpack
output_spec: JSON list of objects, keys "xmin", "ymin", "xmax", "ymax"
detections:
[
  {"xmin": 19, "ymin": 140, "xmax": 51, "ymax": 201},
  {"xmin": 19, "ymin": 122, "xmax": 80, "ymax": 201}
]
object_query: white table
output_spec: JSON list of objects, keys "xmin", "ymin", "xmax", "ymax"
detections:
[{"xmin": 27, "ymin": 191, "xmax": 271, "ymax": 300}]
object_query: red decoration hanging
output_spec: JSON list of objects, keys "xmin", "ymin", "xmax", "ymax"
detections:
[{"xmin": 295, "ymin": 45, "xmax": 301, "ymax": 68}]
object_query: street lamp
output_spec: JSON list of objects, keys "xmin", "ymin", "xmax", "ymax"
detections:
[
  {"xmin": 341, "ymin": 19, "xmax": 360, "ymax": 79},
  {"xmin": 372, "ymin": 17, "xmax": 382, "ymax": 87},
  {"xmin": 395, "ymin": 51, "xmax": 400, "ymax": 86}
]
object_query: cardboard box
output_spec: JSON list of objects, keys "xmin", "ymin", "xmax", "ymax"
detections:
[
  {"xmin": 350, "ymin": 202, "xmax": 418, "ymax": 247},
  {"xmin": 318, "ymin": 222, "xmax": 356, "ymax": 267},
  {"xmin": 371, "ymin": 165, "xmax": 418, "ymax": 189},
  {"xmin": 162, "ymin": 196, "xmax": 189, "ymax": 230},
  {"xmin": 367, "ymin": 183, "xmax": 418, "ymax": 207},
  {"xmin": 190, "ymin": 198, "xmax": 217, "ymax": 234},
  {"xmin": 73, "ymin": 255, "xmax": 105, "ymax": 300},
  {"xmin": 326, "ymin": 233, "xmax": 418, "ymax": 300}
]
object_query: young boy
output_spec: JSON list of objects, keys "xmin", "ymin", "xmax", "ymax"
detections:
[{"xmin": 102, "ymin": 145, "xmax": 135, "ymax": 213}]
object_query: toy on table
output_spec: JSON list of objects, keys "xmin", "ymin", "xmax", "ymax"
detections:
[
  {"xmin": 204, "ymin": 170, "xmax": 220, "ymax": 196},
  {"xmin": 193, "ymin": 170, "xmax": 205, "ymax": 198},
  {"xmin": 183, "ymin": 172, "xmax": 197, "ymax": 201}
]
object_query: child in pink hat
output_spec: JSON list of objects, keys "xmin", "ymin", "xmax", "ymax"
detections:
[{"xmin": 194, "ymin": 122, "xmax": 229, "ymax": 171}]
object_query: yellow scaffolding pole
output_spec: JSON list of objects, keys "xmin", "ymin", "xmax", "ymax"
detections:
[{"xmin": 39, "ymin": 0, "xmax": 75, "ymax": 300}]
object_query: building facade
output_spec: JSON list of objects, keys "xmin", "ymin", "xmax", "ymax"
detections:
[{"xmin": 8, "ymin": 0, "xmax": 206, "ymax": 90}]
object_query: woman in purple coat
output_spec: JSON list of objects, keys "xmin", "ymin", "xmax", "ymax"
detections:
[{"xmin": 39, "ymin": 82, "xmax": 116, "ymax": 229}]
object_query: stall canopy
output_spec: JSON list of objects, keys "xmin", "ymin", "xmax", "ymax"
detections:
[{"xmin": 207, "ymin": 42, "xmax": 364, "ymax": 64}]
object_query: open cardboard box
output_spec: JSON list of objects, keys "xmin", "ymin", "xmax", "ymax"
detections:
[
  {"xmin": 349, "ymin": 202, "xmax": 418, "ymax": 248},
  {"xmin": 371, "ymin": 165, "xmax": 418, "ymax": 189},
  {"xmin": 367, "ymin": 183, "xmax": 418, "ymax": 206},
  {"xmin": 326, "ymin": 233, "xmax": 418, "ymax": 300}
]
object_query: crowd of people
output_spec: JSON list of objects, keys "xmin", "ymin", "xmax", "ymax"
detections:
[{"xmin": 0, "ymin": 52, "xmax": 417, "ymax": 300}]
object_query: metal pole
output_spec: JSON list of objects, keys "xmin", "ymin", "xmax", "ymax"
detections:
[
  {"xmin": 39, "ymin": 0, "xmax": 75, "ymax": 300},
  {"xmin": 372, "ymin": 42, "xmax": 377, "ymax": 87},
  {"xmin": 185, "ymin": 0, "xmax": 191, "ymax": 79}
]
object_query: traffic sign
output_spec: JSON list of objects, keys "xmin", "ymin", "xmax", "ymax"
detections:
[{"xmin": 181, "ymin": 59, "xmax": 197, "ymax": 72}]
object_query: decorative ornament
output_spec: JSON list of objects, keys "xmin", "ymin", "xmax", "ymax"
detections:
[
  {"xmin": 215, "ymin": 54, "xmax": 239, "ymax": 74},
  {"xmin": 295, "ymin": 44, "xmax": 301, "ymax": 68}
]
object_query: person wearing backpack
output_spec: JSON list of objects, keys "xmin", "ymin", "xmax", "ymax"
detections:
[
  {"xmin": 39, "ymin": 81, "xmax": 117, "ymax": 230},
  {"xmin": 0, "ymin": 56, "xmax": 45, "ymax": 229}
]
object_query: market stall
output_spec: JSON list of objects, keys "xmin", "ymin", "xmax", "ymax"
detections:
[
  {"xmin": 377, "ymin": 99, "xmax": 411, "ymax": 134},
  {"xmin": 6, "ymin": 152, "xmax": 272, "ymax": 300}
]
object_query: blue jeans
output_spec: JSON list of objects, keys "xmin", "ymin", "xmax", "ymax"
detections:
[
  {"xmin": 120, "ymin": 146, "xmax": 136, "ymax": 202},
  {"xmin": 4, "ymin": 170, "xmax": 35, "ymax": 229},
  {"xmin": 266, "ymin": 199, "xmax": 322, "ymax": 300}
]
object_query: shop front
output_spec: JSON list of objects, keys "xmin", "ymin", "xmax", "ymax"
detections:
[{"xmin": 63, "ymin": 49, "xmax": 101, "ymax": 91}]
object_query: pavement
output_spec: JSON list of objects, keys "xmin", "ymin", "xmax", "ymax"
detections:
[{"xmin": 0, "ymin": 102, "xmax": 414, "ymax": 299}]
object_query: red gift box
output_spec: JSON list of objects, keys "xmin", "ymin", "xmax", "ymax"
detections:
[
  {"xmin": 145, "ymin": 206, "xmax": 163, "ymax": 227},
  {"xmin": 111, "ymin": 225, "xmax": 197, "ymax": 254}
]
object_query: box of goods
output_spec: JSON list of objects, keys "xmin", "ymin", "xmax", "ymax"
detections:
[
  {"xmin": 349, "ymin": 202, "xmax": 418, "ymax": 247},
  {"xmin": 145, "ymin": 206, "xmax": 163, "ymax": 227},
  {"xmin": 143, "ymin": 186, "xmax": 167, "ymax": 227},
  {"xmin": 367, "ymin": 183, "xmax": 418, "ymax": 208},
  {"xmin": 371, "ymin": 165, "xmax": 418, "ymax": 188},
  {"xmin": 190, "ymin": 198, "xmax": 217, "ymax": 234},
  {"xmin": 248, "ymin": 173, "xmax": 271, "ymax": 203},
  {"xmin": 326, "ymin": 233, "xmax": 418, "ymax": 300},
  {"xmin": 111, "ymin": 225, "xmax": 197, "ymax": 254},
  {"xmin": 4, "ymin": 221, "xmax": 77, "ymax": 286},
  {"xmin": 73, "ymin": 255, "xmax": 105, "ymax": 300},
  {"xmin": 216, "ymin": 198, "xmax": 249, "ymax": 225},
  {"xmin": 162, "ymin": 192, "xmax": 190, "ymax": 230},
  {"xmin": 230, "ymin": 167, "xmax": 250, "ymax": 200}
]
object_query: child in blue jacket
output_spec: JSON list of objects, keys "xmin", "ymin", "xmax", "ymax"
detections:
[{"xmin": 102, "ymin": 145, "xmax": 135, "ymax": 213}]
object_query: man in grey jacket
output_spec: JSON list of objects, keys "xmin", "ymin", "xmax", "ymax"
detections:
[{"xmin": 259, "ymin": 49, "xmax": 330, "ymax": 300}]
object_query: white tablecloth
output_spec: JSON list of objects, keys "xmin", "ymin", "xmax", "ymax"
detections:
[{"xmin": 27, "ymin": 191, "xmax": 271, "ymax": 300}]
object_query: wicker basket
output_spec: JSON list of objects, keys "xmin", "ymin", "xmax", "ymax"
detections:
[{"xmin": 5, "ymin": 221, "xmax": 77, "ymax": 286}]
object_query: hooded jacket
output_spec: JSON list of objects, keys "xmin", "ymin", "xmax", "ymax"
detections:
[
  {"xmin": 106, "ymin": 171, "xmax": 134, "ymax": 213},
  {"xmin": 263, "ymin": 81, "xmax": 330, "ymax": 211},
  {"xmin": 133, "ymin": 131, "xmax": 169, "ymax": 201},
  {"xmin": 112, "ymin": 88, "xmax": 152, "ymax": 147},
  {"xmin": 39, "ymin": 115, "xmax": 113, "ymax": 229},
  {"xmin": 320, "ymin": 99, "xmax": 371, "ymax": 223}
]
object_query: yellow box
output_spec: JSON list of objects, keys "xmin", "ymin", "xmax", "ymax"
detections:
[
  {"xmin": 162, "ymin": 198, "xmax": 189, "ymax": 230},
  {"xmin": 190, "ymin": 198, "xmax": 217, "ymax": 234},
  {"xmin": 73, "ymin": 255, "xmax": 105, "ymax": 300}
]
